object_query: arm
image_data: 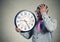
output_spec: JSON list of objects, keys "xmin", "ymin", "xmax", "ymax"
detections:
[
  {"xmin": 20, "ymin": 32, "xmax": 30, "ymax": 39},
  {"xmin": 16, "ymin": 28, "xmax": 33, "ymax": 39},
  {"xmin": 39, "ymin": 4, "xmax": 57, "ymax": 32},
  {"xmin": 20, "ymin": 30, "xmax": 33, "ymax": 39},
  {"xmin": 41, "ymin": 12, "xmax": 57, "ymax": 32}
]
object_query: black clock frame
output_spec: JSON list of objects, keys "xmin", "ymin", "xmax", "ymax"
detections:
[{"xmin": 14, "ymin": 10, "xmax": 36, "ymax": 31}]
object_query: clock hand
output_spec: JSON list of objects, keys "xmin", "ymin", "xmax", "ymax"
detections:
[
  {"xmin": 24, "ymin": 20, "xmax": 30, "ymax": 29},
  {"xmin": 20, "ymin": 20, "xmax": 30, "ymax": 28}
]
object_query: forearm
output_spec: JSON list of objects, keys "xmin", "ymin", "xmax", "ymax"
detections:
[
  {"xmin": 20, "ymin": 32, "xmax": 30, "ymax": 39},
  {"xmin": 41, "ymin": 12, "xmax": 57, "ymax": 32},
  {"xmin": 20, "ymin": 30, "xmax": 33, "ymax": 39}
]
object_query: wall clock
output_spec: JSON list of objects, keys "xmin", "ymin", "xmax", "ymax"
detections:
[{"xmin": 14, "ymin": 10, "xmax": 36, "ymax": 31}]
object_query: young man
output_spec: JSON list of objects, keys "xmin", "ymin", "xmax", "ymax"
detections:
[{"xmin": 15, "ymin": 4, "xmax": 57, "ymax": 42}]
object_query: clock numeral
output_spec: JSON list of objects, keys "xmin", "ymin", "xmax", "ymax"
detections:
[
  {"xmin": 28, "ymin": 13, "xmax": 30, "ymax": 15},
  {"xmin": 18, "ymin": 24, "xmax": 20, "ymax": 27},
  {"xmin": 32, "ymin": 20, "xmax": 34, "ymax": 22},
  {"xmin": 18, "ymin": 16, "xmax": 20, "ymax": 19},
  {"xmin": 17, "ymin": 20, "xmax": 19, "ymax": 23},
  {"xmin": 31, "ymin": 24, "xmax": 33, "ymax": 26},
  {"xmin": 21, "ymin": 27, "xmax": 23, "ymax": 29},
  {"xmin": 20, "ymin": 13, "xmax": 23, "ymax": 16},
  {"xmin": 31, "ymin": 16, "xmax": 33, "ymax": 18},
  {"xmin": 28, "ymin": 26, "xmax": 30, "ymax": 29},
  {"xmin": 24, "ymin": 28, "xmax": 26, "ymax": 30},
  {"xmin": 25, "ymin": 12, "xmax": 27, "ymax": 15}
]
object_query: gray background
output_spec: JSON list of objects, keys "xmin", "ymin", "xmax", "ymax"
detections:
[{"xmin": 0, "ymin": 0, "xmax": 60, "ymax": 42}]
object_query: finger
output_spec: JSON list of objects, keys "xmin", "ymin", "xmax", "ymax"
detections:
[
  {"xmin": 38, "ymin": 4, "xmax": 45, "ymax": 9},
  {"xmin": 43, "ymin": 4, "xmax": 48, "ymax": 9},
  {"xmin": 40, "ymin": 4, "xmax": 46, "ymax": 6},
  {"xmin": 44, "ymin": 4, "xmax": 47, "ymax": 8},
  {"xmin": 39, "ymin": 4, "xmax": 44, "ymax": 9},
  {"xmin": 16, "ymin": 28, "xmax": 20, "ymax": 32}
]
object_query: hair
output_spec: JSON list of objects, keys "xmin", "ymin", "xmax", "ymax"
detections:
[{"xmin": 35, "ymin": 4, "xmax": 48, "ymax": 20}]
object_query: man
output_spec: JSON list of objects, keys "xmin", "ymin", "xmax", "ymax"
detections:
[{"xmin": 15, "ymin": 4, "xmax": 57, "ymax": 42}]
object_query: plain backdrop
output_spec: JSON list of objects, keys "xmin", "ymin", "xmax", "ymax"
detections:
[{"xmin": 0, "ymin": 0, "xmax": 60, "ymax": 42}]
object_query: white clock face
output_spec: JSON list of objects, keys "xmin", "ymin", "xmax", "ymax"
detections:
[{"xmin": 14, "ymin": 10, "xmax": 36, "ymax": 31}]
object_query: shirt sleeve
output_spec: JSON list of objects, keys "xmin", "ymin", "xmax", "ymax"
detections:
[
  {"xmin": 41, "ymin": 12, "xmax": 57, "ymax": 32},
  {"xmin": 20, "ymin": 30, "xmax": 33, "ymax": 39}
]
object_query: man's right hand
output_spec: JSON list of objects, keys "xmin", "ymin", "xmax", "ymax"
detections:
[{"xmin": 15, "ymin": 28, "xmax": 21, "ymax": 32}]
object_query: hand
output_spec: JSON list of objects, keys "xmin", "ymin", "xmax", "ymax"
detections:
[
  {"xmin": 15, "ymin": 28, "xmax": 21, "ymax": 32},
  {"xmin": 40, "ymin": 4, "xmax": 48, "ymax": 13}
]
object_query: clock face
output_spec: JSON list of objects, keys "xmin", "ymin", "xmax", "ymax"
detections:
[{"xmin": 14, "ymin": 10, "xmax": 36, "ymax": 31}]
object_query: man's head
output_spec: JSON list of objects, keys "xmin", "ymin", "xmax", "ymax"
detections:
[{"xmin": 35, "ymin": 4, "xmax": 48, "ymax": 20}]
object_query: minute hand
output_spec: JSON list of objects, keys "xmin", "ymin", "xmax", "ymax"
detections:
[{"xmin": 24, "ymin": 20, "xmax": 30, "ymax": 28}]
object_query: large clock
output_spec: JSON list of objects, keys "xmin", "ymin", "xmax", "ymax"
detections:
[{"xmin": 14, "ymin": 10, "xmax": 36, "ymax": 31}]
